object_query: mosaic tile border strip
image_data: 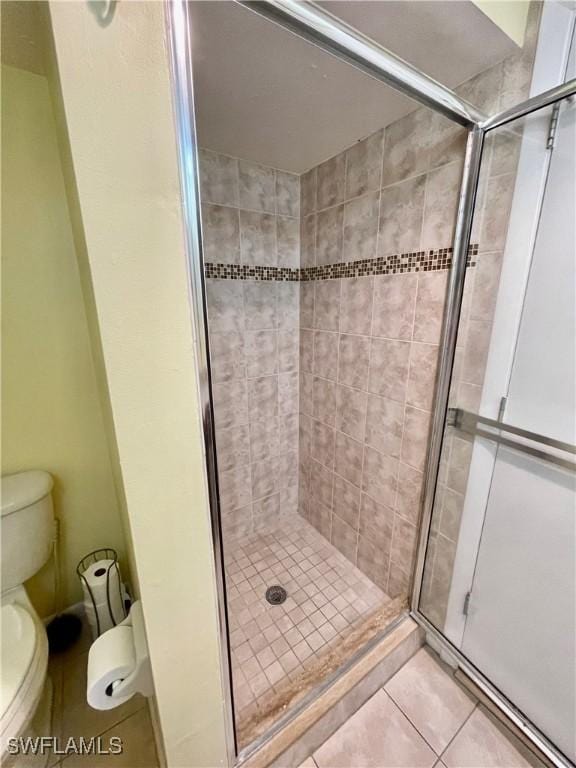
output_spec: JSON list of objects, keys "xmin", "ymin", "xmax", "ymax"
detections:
[
  {"xmin": 204, "ymin": 244, "xmax": 479, "ymax": 281},
  {"xmin": 204, "ymin": 264, "xmax": 300, "ymax": 281}
]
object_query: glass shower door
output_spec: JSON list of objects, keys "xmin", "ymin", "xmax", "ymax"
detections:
[
  {"xmin": 418, "ymin": 49, "xmax": 576, "ymax": 762},
  {"xmin": 459, "ymin": 89, "xmax": 576, "ymax": 762}
]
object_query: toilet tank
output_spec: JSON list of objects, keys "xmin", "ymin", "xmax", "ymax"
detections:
[{"xmin": 1, "ymin": 471, "xmax": 54, "ymax": 593}]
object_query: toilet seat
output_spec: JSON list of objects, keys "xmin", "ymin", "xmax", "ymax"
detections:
[{"xmin": 0, "ymin": 603, "xmax": 48, "ymax": 755}]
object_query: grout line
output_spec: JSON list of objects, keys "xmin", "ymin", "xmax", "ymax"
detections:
[{"xmin": 438, "ymin": 703, "xmax": 478, "ymax": 761}]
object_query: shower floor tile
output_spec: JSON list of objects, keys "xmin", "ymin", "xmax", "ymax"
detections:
[{"xmin": 223, "ymin": 517, "xmax": 391, "ymax": 742}]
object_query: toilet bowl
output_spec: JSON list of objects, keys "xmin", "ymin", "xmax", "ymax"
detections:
[{"xmin": 1, "ymin": 471, "xmax": 54, "ymax": 761}]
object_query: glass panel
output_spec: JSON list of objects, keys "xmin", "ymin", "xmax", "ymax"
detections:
[
  {"xmin": 194, "ymin": 0, "xmax": 543, "ymax": 750},
  {"xmin": 419, "ymin": 87, "xmax": 576, "ymax": 762}
]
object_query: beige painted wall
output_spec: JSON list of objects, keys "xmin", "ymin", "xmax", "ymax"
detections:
[
  {"xmin": 473, "ymin": 0, "xmax": 529, "ymax": 47},
  {"xmin": 1, "ymin": 62, "xmax": 127, "ymax": 616},
  {"xmin": 48, "ymin": 2, "xmax": 230, "ymax": 766}
]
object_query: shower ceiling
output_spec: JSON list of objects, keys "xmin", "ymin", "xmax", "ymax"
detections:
[{"xmin": 190, "ymin": 0, "xmax": 519, "ymax": 173}]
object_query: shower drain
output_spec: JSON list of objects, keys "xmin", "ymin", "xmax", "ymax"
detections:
[{"xmin": 265, "ymin": 585, "xmax": 287, "ymax": 605}]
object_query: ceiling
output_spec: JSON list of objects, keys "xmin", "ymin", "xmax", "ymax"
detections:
[{"xmin": 190, "ymin": 1, "xmax": 519, "ymax": 173}]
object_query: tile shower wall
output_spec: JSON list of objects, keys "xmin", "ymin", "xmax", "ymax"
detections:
[
  {"xmin": 298, "ymin": 126, "xmax": 460, "ymax": 601},
  {"xmin": 200, "ymin": 150, "xmax": 301, "ymax": 537},
  {"xmin": 297, "ymin": 3, "xmax": 540, "ymax": 602},
  {"xmin": 201, "ymin": 2, "xmax": 540, "ymax": 605},
  {"xmin": 419, "ymin": 4, "xmax": 541, "ymax": 627}
]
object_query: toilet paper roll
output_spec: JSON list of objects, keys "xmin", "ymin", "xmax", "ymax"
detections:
[
  {"xmin": 87, "ymin": 625, "xmax": 136, "ymax": 710},
  {"xmin": 81, "ymin": 559, "xmax": 126, "ymax": 637}
]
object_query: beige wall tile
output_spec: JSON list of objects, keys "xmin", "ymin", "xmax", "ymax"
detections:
[
  {"xmin": 335, "ymin": 431, "xmax": 363, "ymax": 488},
  {"xmin": 317, "ymin": 152, "xmax": 346, "ymax": 210},
  {"xmin": 396, "ymin": 462, "xmax": 424, "ymax": 526},
  {"xmin": 245, "ymin": 329, "xmax": 278, "ymax": 377},
  {"xmin": 254, "ymin": 492, "xmax": 281, "ymax": 530},
  {"xmin": 216, "ymin": 425, "xmax": 250, "ymax": 473},
  {"xmin": 382, "ymin": 108, "xmax": 433, "ymax": 186},
  {"xmin": 300, "ymin": 373, "xmax": 314, "ymax": 417},
  {"xmin": 201, "ymin": 203, "xmax": 240, "ymax": 264},
  {"xmin": 390, "ymin": 514, "xmax": 418, "ymax": 575},
  {"xmin": 339, "ymin": 333, "xmax": 370, "ymax": 390},
  {"xmin": 343, "ymin": 190, "xmax": 379, "ymax": 262},
  {"xmin": 276, "ymin": 170, "xmax": 300, "ymax": 217},
  {"xmin": 250, "ymin": 418, "xmax": 280, "ymax": 463},
  {"xmin": 210, "ymin": 331, "xmax": 245, "ymax": 383},
  {"xmin": 359, "ymin": 492, "xmax": 394, "ymax": 551},
  {"xmin": 301, "ymin": 213, "xmax": 317, "ymax": 267},
  {"xmin": 379, "ymin": 175, "xmax": 425, "ymax": 257},
  {"xmin": 199, "ymin": 149, "xmax": 239, "ymax": 207},
  {"xmin": 314, "ymin": 280, "xmax": 341, "ymax": 331},
  {"xmin": 248, "ymin": 375, "xmax": 279, "ymax": 422},
  {"xmin": 331, "ymin": 515, "xmax": 358, "ymax": 564},
  {"xmin": 372, "ymin": 274, "xmax": 417, "ymax": 340},
  {"xmin": 240, "ymin": 210, "xmax": 277, "ymax": 266},
  {"xmin": 335, "ymin": 384, "xmax": 367, "ymax": 443},
  {"xmin": 252, "ymin": 456, "xmax": 280, "ymax": 500},
  {"xmin": 407, "ymin": 342, "xmax": 439, "ymax": 411},
  {"xmin": 220, "ymin": 465, "xmax": 252, "ymax": 514},
  {"xmin": 401, "ymin": 406, "xmax": 431, "ymax": 471},
  {"xmin": 345, "ymin": 129, "xmax": 384, "ymax": 199},
  {"xmin": 333, "ymin": 473, "xmax": 361, "ymax": 530},
  {"xmin": 470, "ymin": 251, "xmax": 503, "ymax": 323},
  {"xmin": 428, "ymin": 113, "xmax": 466, "ymax": 171},
  {"xmin": 314, "ymin": 330, "xmax": 339, "ymax": 381},
  {"xmin": 300, "ymin": 328, "xmax": 314, "ymax": 373},
  {"xmin": 414, "ymin": 272, "xmax": 448, "ymax": 344},
  {"xmin": 362, "ymin": 446, "xmax": 398, "ymax": 509},
  {"xmin": 278, "ymin": 330, "xmax": 299, "ymax": 373},
  {"xmin": 279, "ymin": 371, "xmax": 299, "ymax": 416},
  {"xmin": 446, "ymin": 436, "xmax": 473, "ymax": 495},
  {"xmin": 277, "ymin": 216, "xmax": 300, "ymax": 268},
  {"xmin": 316, "ymin": 205, "xmax": 344, "ymax": 265},
  {"xmin": 365, "ymin": 394, "xmax": 404, "ymax": 459},
  {"xmin": 368, "ymin": 338, "xmax": 410, "ymax": 403},
  {"xmin": 244, "ymin": 281, "xmax": 277, "ymax": 330},
  {"xmin": 340, "ymin": 277, "xmax": 374, "ymax": 335},
  {"xmin": 310, "ymin": 459, "xmax": 334, "ymax": 509},
  {"xmin": 421, "ymin": 162, "xmax": 461, "ymax": 251},
  {"xmin": 480, "ymin": 173, "xmax": 515, "ymax": 252},
  {"xmin": 300, "ymin": 282, "xmax": 315, "ymax": 328},
  {"xmin": 279, "ymin": 411, "xmax": 299, "ymax": 454},
  {"xmin": 207, "ymin": 279, "xmax": 244, "ymax": 333},
  {"xmin": 311, "ymin": 418, "xmax": 336, "ymax": 469},
  {"xmin": 212, "ymin": 379, "xmax": 248, "ymax": 430},
  {"xmin": 462, "ymin": 320, "xmax": 491, "ymax": 386},
  {"xmin": 357, "ymin": 534, "xmax": 389, "ymax": 589},
  {"xmin": 313, "ymin": 376, "xmax": 337, "ymax": 426},
  {"xmin": 300, "ymin": 167, "xmax": 317, "ymax": 215},
  {"xmin": 239, "ymin": 159, "xmax": 275, "ymax": 212}
]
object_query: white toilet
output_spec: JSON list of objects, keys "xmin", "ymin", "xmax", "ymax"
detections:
[{"xmin": 1, "ymin": 471, "xmax": 55, "ymax": 760}]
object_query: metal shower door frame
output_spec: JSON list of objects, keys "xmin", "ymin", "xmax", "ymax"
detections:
[{"xmin": 164, "ymin": 1, "xmax": 576, "ymax": 764}]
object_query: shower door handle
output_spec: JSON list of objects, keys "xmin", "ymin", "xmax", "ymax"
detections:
[{"xmin": 447, "ymin": 407, "xmax": 576, "ymax": 471}]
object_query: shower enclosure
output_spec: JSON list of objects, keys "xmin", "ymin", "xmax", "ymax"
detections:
[
  {"xmin": 166, "ymin": 1, "xmax": 576, "ymax": 765},
  {"xmin": 418, "ymin": 21, "xmax": 576, "ymax": 765}
]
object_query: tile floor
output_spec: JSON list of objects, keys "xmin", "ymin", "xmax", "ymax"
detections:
[
  {"xmin": 47, "ymin": 620, "xmax": 158, "ymax": 767},
  {"xmin": 300, "ymin": 647, "xmax": 544, "ymax": 768},
  {"xmin": 224, "ymin": 519, "xmax": 393, "ymax": 737}
]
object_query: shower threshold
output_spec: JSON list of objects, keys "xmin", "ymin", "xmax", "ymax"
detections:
[{"xmin": 223, "ymin": 518, "xmax": 405, "ymax": 748}]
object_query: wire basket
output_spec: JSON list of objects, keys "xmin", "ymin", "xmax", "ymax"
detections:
[{"xmin": 77, "ymin": 548, "xmax": 127, "ymax": 637}]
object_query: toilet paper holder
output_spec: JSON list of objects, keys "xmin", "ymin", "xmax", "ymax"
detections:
[{"xmin": 87, "ymin": 600, "xmax": 153, "ymax": 709}]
